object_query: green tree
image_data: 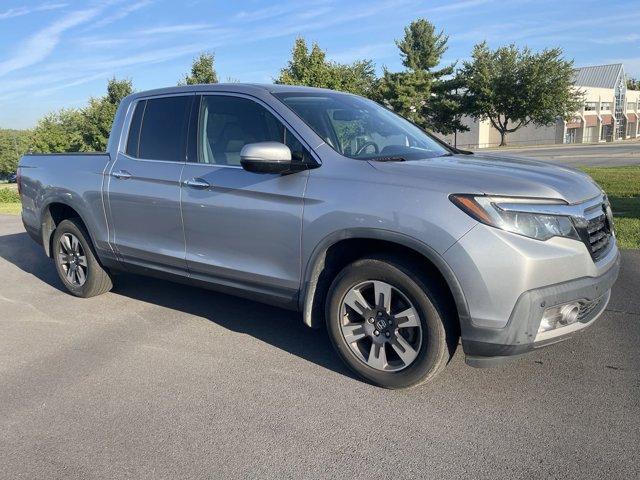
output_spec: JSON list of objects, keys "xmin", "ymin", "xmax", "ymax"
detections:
[
  {"xmin": 180, "ymin": 52, "xmax": 218, "ymax": 85},
  {"xmin": 460, "ymin": 42, "xmax": 583, "ymax": 146},
  {"xmin": 31, "ymin": 77, "xmax": 133, "ymax": 153},
  {"xmin": 375, "ymin": 19, "xmax": 466, "ymax": 135},
  {"xmin": 276, "ymin": 37, "xmax": 376, "ymax": 97},
  {"xmin": 31, "ymin": 109, "xmax": 85, "ymax": 153},
  {"xmin": 628, "ymin": 77, "xmax": 639, "ymax": 90},
  {"xmin": 0, "ymin": 129, "xmax": 32, "ymax": 175},
  {"xmin": 82, "ymin": 77, "xmax": 133, "ymax": 151}
]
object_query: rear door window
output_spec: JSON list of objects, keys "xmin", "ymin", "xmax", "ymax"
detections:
[
  {"xmin": 134, "ymin": 96, "xmax": 192, "ymax": 162},
  {"xmin": 125, "ymin": 100, "xmax": 145, "ymax": 157}
]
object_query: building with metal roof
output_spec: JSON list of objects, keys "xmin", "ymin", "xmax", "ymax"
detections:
[
  {"xmin": 441, "ymin": 63, "xmax": 639, "ymax": 149},
  {"xmin": 573, "ymin": 64, "xmax": 624, "ymax": 89}
]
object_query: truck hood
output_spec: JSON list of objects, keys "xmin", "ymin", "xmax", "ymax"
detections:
[{"xmin": 369, "ymin": 152, "xmax": 602, "ymax": 204}]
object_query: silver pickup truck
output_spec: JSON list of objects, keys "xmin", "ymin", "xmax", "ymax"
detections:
[{"xmin": 18, "ymin": 84, "xmax": 620, "ymax": 388}]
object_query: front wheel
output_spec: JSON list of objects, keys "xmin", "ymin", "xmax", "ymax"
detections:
[
  {"xmin": 52, "ymin": 218, "xmax": 113, "ymax": 298},
  {"xmin": 325, "ymin": 255, "xmax": 457, "ymax": 389}
]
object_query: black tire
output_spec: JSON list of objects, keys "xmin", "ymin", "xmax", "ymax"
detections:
[
  {"xmin": 325, "ymin": 255, "xmax": 458, "ymax": 389},
  {"xmin": 52, "ymin": 218, "xmax": 113, "ymax": 298}
]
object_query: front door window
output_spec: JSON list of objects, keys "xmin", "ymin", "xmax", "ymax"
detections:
[{"xmin": 196, "ymin": 96, "xmax": 311, "ymax": 166}]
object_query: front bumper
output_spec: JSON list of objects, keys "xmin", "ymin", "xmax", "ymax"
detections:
[{"xmin": 462, "ymin": 251, "xmax": 620, "ymax": 367}]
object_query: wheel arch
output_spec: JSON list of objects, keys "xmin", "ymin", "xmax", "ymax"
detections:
[
  {"xmin": 41, "ymin": 201, "xmax": 92, "ymax": 258},
  {"xmin": 300, "ymin": 229, "xmax": 470, "ymax": 331}
]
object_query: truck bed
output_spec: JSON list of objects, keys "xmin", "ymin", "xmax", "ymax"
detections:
[{"xmin": 18, "ymin": 152, "xmax": 112, "ymax": 255}]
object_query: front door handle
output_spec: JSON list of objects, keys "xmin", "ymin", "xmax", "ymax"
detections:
[
  {"xmin": 112, "ymin": 170, "xmax": 132, "ymax": 180},
  {"xmin": 184, "ymin": 178, "xmax": 210, "ymax": 189}
]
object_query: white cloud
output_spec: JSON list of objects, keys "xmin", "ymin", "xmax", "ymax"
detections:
[
  {"xmin": 590, "ymin": 34, "xmax": 640, "ymax": 45},
  {"xmin": 91, "ymin": 43, "xmax": 208, "ymax": 70},
  {"xmin": 516, "ymin": 14, "xmax": 640, "ymax": 41},
  {"xmin": 0, "ymin": 41, "xmax": 209, "ymax": 101},
  {"xmin": 93, "ymin": 0, "xmax": 154, "ymax": 28},
  {"xmin": 0, "ymin": 2, "xmax": 67, "ymax": 21},
  {"xmin": 425, "ymin": 0, "xmax": 495, "ymax": 14},
  {"xmin": 33, "ymin": 71, "xmax": 116, "ymax": 98},
  {"xmin": 77, "ymin": 0, "xmax": 407, "ymax": 57},
  {"xmin": 137, "ymin": 24, "xmax": 213, "ymax": 35},
  {"xmin": 0, "ymin": 6, "xmax": 105, "ymax": 77},
  {"xmin": 39, "ymin": 43, "xmax": 208, "ymax": 78},
  {"xmin": 234, "ymin": 4, "xmax": 300, "ymax": 22},
  {"xmin": 242, "ymin": 0, "xmax": 417, "ymax": 44},
  {"xmin": 447, "ymin": 11, "xmax": 640, "ymax": 46}
]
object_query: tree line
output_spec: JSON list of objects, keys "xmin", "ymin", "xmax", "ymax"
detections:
[{"xmin": 1, "ymin": 18, "xmax": 592, "ymax": 175}]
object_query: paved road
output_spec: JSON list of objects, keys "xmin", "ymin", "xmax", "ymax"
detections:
[
  {"xmin": 482, "ymin": 142, "xmax": 640, "ymax": 167},
  {"xmin": 0, "ymin": 214, "xmax": 638, "ymax": 479}
]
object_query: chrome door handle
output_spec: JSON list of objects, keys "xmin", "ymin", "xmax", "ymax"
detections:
[
  {"xmin": 184, "ymin": 178, "xmax": 210, "ymax": 189},
  {"xmin": 112, "ymin": 170, "xmax": 132, "ymax": 180}
]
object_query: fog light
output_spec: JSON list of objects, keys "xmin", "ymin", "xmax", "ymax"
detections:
[{"xmin": 538, "ymin": 302, "xmax": 581, "ymax": 333}]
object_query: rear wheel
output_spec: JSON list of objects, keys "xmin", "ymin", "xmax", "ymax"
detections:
[
  {"xmin": 52, "ymin": 218, "xmax": 113, "ymax": 298},
  {"xmin": 326, "ymin": 255, "xmax": 457, "ymax": 389}
]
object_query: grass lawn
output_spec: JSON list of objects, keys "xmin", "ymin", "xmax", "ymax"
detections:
[
  {"xmin": 582, "ymin": 166, "xmax": 640, "ymax": 250},
  {"xmin": 0, "ymin": 202, "xmax": 21, "ymax": 214},
  {"xmin": 0, "ymin": 184, "xmax": 21, "ymax": 215},
  {"xmin": 0, "ymin": 166, "xmax": 638, "ymax": 248}
]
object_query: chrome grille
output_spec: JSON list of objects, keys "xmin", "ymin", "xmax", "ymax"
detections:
[
  {"xmin": 576, "ymin": 197, "xmax": 614, "ymax": 262},
  {"xmin": 585, "ymin": 211, "xmax": 612, "ymax": 260}
]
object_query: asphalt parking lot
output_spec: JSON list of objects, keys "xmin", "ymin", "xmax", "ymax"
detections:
[{"xmin": 0, "ymin": 214, "xmax": 638, "ymax": 479}]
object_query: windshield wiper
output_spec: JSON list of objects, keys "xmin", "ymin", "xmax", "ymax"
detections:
[{"xmin": 369, "ymin": 156, "xmax": 406, "ymax": 162}]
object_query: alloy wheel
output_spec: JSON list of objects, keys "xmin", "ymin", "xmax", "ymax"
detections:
[
  {"xmin": 339, "ymin": 280, "xmax": 423, "ymax": 372},
  {"xmin": 57, "ymin": 233, "xmax": 88, "ymax": 287}
]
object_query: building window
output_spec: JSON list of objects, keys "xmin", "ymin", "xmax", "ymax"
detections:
[
  {"xmin": 600, "ymin": 102, "xmax": 612, "ymax": 111},
  {"xmin": 628, "ymin": 102, "xmax": 637, "ymax": 111},
  {"xmin": 601, "ymin": 124, "xmax": 613, "ymax": 141},
  {"xmin": 585, "ymin": 102, "xmax": 597, "ymax": 111}
]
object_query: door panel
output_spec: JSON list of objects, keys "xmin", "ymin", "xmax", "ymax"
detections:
[
  {"xmin": 181, "ymin": 165, "xmax": 307, "ymax": 301},
  {"xmin": 107, "ymin": 155, "xmax": 186, "ymax": 273},
  {"xmin": 180, "ymin": 94, "xmax": 312, "ymax": 302},
  {"xmin": 106, "ymin": 94, "xmax": 193, "ymax": 274}
]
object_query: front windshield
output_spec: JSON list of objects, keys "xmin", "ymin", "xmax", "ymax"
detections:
[{"xmin": 273, "ymin": 91, "xmax": 450, "ymax": 160}]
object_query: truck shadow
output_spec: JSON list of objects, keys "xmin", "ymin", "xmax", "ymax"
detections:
[
  {"xmin": 0, "ymin": 231, "xmax": 63, "ymax": 289},
  {"xmin": 0, "ymin": 231, "xmax": 355, "ymax": 381}
]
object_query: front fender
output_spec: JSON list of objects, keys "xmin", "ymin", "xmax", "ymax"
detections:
[{"xmin": 300, "ymin": 228, "xmax": 470, "ymax": 329}]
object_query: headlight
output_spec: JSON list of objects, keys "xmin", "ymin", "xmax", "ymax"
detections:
[
  {"xmin": 450, "ymin": 194, "xmax": 580, "ymax": 241},
  {"xmin": 604, "ymin": 197, "xmax": 615, "ymax": 236}
]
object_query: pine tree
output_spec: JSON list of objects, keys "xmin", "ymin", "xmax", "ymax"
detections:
[{"xmin": 376, "ymin": 19, "xmax": 466, "ymax": 135}]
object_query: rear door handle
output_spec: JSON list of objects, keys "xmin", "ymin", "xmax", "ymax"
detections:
[
  {"xmin": 112, "ymin": 170, "xmax": 132, "ymax": 180},
  {"xmin": 184, "ymin": 178, "xmax": 210, "ymax": 189}
]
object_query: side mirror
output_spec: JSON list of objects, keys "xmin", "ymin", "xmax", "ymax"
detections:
[{"xmin": 240, "ymin": 142, "xmax": 299, "ymax": 174}]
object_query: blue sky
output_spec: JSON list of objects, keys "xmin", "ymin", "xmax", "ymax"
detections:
[{"xmin": 0, "ymin": 0, "xmax": 638, "ymax": 129}]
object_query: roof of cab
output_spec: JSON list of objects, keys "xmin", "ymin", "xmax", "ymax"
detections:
[{"xmin": 125, "ymin": 83, "xmax": 349, "ymax": 101}]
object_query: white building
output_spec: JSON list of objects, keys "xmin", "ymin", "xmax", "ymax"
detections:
[{"xmin": 443, "ymin": 63, "xmax": 640, "ymax": 149}]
